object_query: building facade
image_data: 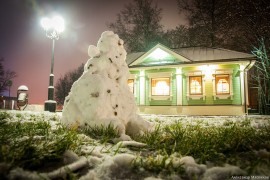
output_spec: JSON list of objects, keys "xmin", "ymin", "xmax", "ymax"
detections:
[{"xmin": 126, "ymin": 44, "xmax": 256, "ymax": 115}]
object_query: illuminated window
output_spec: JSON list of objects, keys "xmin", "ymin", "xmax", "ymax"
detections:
[
  {"xmin": 216, "ymin": 74, "xmax": 230, "ymax": 94},
  {"xmin": 151, "ymin": 78, "xmax": 170, "ymax": 96},
  {"xmin": 189, "ymin": 76, "xmax": 202, "ymax": 95},
  {"xmin": 127, "ymin": 79, "xmax": 134, "ymax": 93}
]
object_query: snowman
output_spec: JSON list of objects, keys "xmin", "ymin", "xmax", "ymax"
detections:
[{"xmin": 61, "ymin": 31, "xmax": 153, "ymax": 141}]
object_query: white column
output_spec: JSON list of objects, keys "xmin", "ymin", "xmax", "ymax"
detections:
[
  {"xmin": 11, "ymin": 100, "xmax": 15, "ymax": 110},
  {"xmin": 139, "ymin": 70, "xmax": 145, "ymax": 105},
  {"xmin": 240, "ymin": 65, "xmax": 245, "ymax": 105},
  {"xmin": 244, "ymin": 70, "xmax": 249, "ymax": 106},
  {"xmin": 176, "ymin": 68, "xmax": 182, "ymax": 105}
]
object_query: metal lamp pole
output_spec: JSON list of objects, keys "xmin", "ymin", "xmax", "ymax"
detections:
[
  {"xmin": 45, "ymin": 38, "xmax": 56, "ymax": 112},
  {"xmin": 41, "ymin": 16, "xmax": 64, "ymax": 112}
]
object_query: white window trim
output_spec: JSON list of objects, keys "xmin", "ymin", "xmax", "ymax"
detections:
[
  {"xmin": 148, "ymin": 72, "xmax": 173, "ymax": 101},
  {"xmin": 212, "ymin": 70, "xmax": 233, "ymax": 100},
  {"xmin": 186, "ymin": 71, "xmax": 206, "ymax": 100}
]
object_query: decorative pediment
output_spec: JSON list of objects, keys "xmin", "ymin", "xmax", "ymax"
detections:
[{"xmin": 129, "ymin": 44, "xmax": 191, "ymax": 67}]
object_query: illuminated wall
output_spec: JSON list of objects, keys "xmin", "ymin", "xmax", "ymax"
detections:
[{"xmin": 182, "ymin": 64, "xmax": 242, "ymax": 106}]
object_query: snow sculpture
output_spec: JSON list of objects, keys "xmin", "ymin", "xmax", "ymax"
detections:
[{"xmin": 61, "ymin": 31, "xmax": 153, "ymax": 140}]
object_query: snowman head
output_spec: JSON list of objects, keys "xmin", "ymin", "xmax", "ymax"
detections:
[{"xmin": 97, "ymin": 31, "xmax": 124, "ymax": 54}]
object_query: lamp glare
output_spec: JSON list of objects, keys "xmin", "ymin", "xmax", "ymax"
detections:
[
  {"xmin": 52, "ymin": 16, "xmax": 65, "ymax": 33},
  {"xmin": 41, "ymin": 17, "xmax": 51, "ymax": 30}
]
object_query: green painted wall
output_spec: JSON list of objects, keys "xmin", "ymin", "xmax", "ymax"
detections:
[
  {"xmin": 182, "ymin": 64, "xmax": 242, "ymax": 105},
  {"xmin": 129, "ymin": 64, "xmax": 242, "ymax": 106}
]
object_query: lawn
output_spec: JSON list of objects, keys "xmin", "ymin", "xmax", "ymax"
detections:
[{"xmin": 0, "ymin": 110, "xmax": 269, "ymax": 180}]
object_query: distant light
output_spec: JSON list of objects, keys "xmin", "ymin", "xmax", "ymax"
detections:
[
  {"xmin": 40, "ymin": 15, "xmax": 65, "ymax": 33},
  {"xmin": 198, "ymin": 65, "xmax": 217, "ymax": 80},
  {"xmin": 149, "ymin": 48, "xmax": 169, "ymax": 60}
]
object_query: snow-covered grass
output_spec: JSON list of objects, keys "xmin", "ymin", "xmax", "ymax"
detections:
[
  {"xmin": 80, "ymin": 124, "xmax": 119, "ymax": 144},
  {"xmin": 0, "ymin": 111, "xmax": 81, "ymax": 171},
  {"xmin": 0, "ymin": 110, "xmax": 270, "ymax": 179},
  {"xmin": 134, "ymin": 120, "xmax": 270, "ymax": 174}
]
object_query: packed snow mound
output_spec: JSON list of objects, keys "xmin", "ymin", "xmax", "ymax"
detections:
[{"xmin": 61, "ymin": 31, "xmax": 153, "ymax": 140}]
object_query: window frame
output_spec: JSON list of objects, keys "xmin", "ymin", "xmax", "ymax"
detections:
[
  {"xmin": 189, "ymin": 76, "xmax": 203, "ymax": 95},
  {"xmin": 151, "ymin": 77, "xmax": 171, "ymax": 96}
]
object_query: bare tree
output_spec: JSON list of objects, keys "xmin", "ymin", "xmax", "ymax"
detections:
[
  {"xmin": 108, "ymin": 0, "xmax": 164, "ymax": 52},
  {"xmin": 177, "ymin": 0, "xmax": 228, "ymax": 47},
  {"xmin": 0, "ymin": 58, "xmax": 17, "ymax": 95},
  {"xmin": 251, "ymin": 38, "xmax": 270, "ymax": 114},
  {"xmin": 176, "ymin": 0, "xmax": 270, "ymax": 52},
  {"xmin": 55, "ymin": 64, "xmax": 84, "ymax": 105}
]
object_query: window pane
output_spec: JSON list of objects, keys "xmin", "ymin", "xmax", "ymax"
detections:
[
  {"xmin": 127, "ymin": 79, "xmax": 134, "ymax": 93},
  {"xmin": 189, "ymin": 76, "xmax": 202, "ymax": 95},
  {"xmin": 216, "ymin": 75, "xmax": 230, "ymax": 94},
  {"xmin": 151, "ymin": 78, "xmax": 170, "ymax": 96}
]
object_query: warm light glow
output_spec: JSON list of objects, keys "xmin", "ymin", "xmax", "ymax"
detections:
[
  {"xmin": 198, "ymin": 65, "xmax": 217, "ymax": 71},
  {"xmin": 41, "ymin": 15, "xmax": 65, "ymax": 33},
  {"xmin": 216, "ymin": 75, "xmax": 230, "ymax": 94},
  {"xmin": 152, "ymin": 78, "xmax": 170, "ymax": 96},
  {"xmin": 127, "ymin": 79, "xmax": 134, "ymax": 93},
  {"xmin": 149, "ymin": 48, "xmax": 169, "ymax": 60},
  {"xmin": 189, "ymin": 76, "xmax": 202, "ymax": 95},
  {"xmin": 198, "ymin": 65, "xmax": 217, "ymax": 80}
]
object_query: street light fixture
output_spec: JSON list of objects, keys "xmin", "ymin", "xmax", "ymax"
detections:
[{"xmin": 41, "ymin": 15, "xmax": 65, "ymax": 112}]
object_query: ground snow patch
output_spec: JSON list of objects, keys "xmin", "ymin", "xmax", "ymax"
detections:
[
  {"xmin": 180, "ymin": 156, "xmax": 206, "ymax": 176},
  {"xmin": 80, "ymin": 154, "xmax": 135, "ymax": 180},
  {"xmin": 202, "ymin": 164, "xmax": 246, "ymax": 180}
]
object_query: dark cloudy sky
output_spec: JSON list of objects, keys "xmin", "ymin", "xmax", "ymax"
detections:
[{"xmin": 0, "ymin": 0, "xmax": 186, "ymax": 104}]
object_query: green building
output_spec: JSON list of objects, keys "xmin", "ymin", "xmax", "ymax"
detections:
[{"xmin": 126, "ymin": 44, "xmax": 256, "ymax": 115}]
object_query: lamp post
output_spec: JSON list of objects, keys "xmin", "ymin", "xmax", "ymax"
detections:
[{"xmin": 41, "ymin": 15, "xmax": 65, "ymax": 112}]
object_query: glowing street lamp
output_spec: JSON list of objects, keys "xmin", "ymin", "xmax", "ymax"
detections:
[{"xmin": 41, "ymin": 15, "xmax": 65, "ymax": 112}]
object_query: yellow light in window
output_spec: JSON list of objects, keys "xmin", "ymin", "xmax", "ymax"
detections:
[
  {"xmin": 217, "ymin": 78, "xmax": 229, "ymax": 94},
  {"xmin": 190, "ymin": 80, "xmax": 201, "ymax": 94},
  {"xmin": 155, "ymin": 81, "xmax": 169, "ymax": 95},
  {"xmin": 152, "ymin": 78, "xmax": 170, "ymax": 96}
]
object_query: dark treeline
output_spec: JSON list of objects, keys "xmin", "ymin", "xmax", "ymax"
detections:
[{"xmin": 109, "ymin": 0, "xmax": 270, "ymax": 53}]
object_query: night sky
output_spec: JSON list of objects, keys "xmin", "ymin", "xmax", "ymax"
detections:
[{"xmin": 0, "ymin": 0, "xmax": 185, "ymax": 104}]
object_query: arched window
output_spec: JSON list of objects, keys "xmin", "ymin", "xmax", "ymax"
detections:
[
  {"xmin": 189, "ymin": 76, "xmax": 202, "ymax": 95},
  {"xmin": 216, "ymin": 75, "xmax": 230, "ymax": 94},
  {"xmin": 151, "ymin": 78, "xmax": 170, "ymax": 96}
]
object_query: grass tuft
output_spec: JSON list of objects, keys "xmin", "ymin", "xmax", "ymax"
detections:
[
  {"xmin": 133, "ymin": 119, "xmax": 270, "ymax": 172},
  {"xmin": 81, "ymin": 124, "xmax": 119, "ymax": 144},
  {"xmin": 0, "ymin": 112, "xmax": 80, "ymax": 170}
]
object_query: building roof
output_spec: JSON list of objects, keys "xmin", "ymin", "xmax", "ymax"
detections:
[
  {"xmin": 174, "ymin": 47, "xmax": 255, "ymax": 62},
  {"xmin": 126, "ymin": 52, "xmax": 145, "ymax": 65},
  {"xmin": 126, "ymin": 44, "xmax": 256, "ymax": 68}
]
